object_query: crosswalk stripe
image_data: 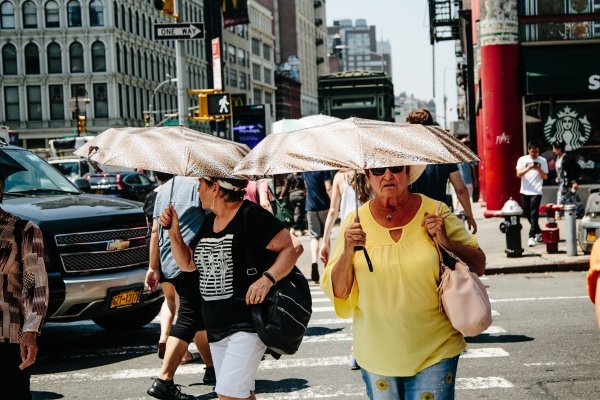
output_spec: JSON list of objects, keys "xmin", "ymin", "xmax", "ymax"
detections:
[
  {"xmin": 462, "ymin": 347, "xmax": 509, "ymax": 358},
  {"xmin": 492, "ymin": 310, "xmax": 500, "ymax": 316},
  {"xmin": 490, "ymin": 295, "xmax": 586, "ymax": 303},
  {"xmin": 483, "ymin": 326, "xmax": 506, "ymax": 334},
  {"xmin": 312, "ymin": 306, "xmax": 335, "ymax": 313},
  {"xmin": 312, "ymin": 298, "xmax": 331, "ymax": 303},
  {"xmin": 457, "ymin": 376, "xmax": 514, "ymax": 389},
  {"xmin": 309, "ymin": 317, "xmax": 350, "ymax": 326},
  {"xmin": 257, "ymin": 384, "xmax": 365, "ymax": 399}
]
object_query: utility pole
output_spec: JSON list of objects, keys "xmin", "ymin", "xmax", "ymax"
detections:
[{"xmin": 175, "ymin": 0, "xmax": 188, "ymax": 127}]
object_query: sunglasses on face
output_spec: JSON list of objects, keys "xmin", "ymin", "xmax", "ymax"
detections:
[{"xmin": 370, "ymin": 166, "xmax": 405, "ymax": 176}]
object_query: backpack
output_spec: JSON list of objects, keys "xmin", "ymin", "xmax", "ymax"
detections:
[{"xmin": 241, "ymin": 205, "xmax": 312, "ymax": 357}]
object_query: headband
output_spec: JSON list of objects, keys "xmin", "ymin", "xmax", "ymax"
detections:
[{"xmin": 204, "ymin": 177, "xmax": 244, "ymax": 192}]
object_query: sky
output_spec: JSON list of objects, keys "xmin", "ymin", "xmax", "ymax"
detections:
[{"xmin": 326, "ymin": 0, "xmax": 459, "ymax": 123}]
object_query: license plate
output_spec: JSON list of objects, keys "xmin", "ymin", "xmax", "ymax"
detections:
[
  {"xmin": 587, "ymin": 230, "xmax": 596, "ymax": 242},
  {"xmin": 95, "ymin": 190, "xmax": 104, "ymax": 195},
  {"xmin": 110, "ymin": 289, "xmax": 141, "ymax": 309}
]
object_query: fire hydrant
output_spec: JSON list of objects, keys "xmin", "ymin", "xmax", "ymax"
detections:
[
  {"xmin": 499, "ymin": 198, "xmax": 524, "ymax": 258},
  {"xmin": 541, "ymin": 204, "xmax": 561, "ymax": 253}
]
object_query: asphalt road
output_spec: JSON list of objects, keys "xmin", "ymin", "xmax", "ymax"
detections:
[{"xmin": 31, "ymin": 271, "xmax": 599, "ymax": 400}]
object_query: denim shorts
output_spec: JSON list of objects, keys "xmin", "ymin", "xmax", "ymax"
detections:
[{"xmin": 361, "ymin": 355, "xmax": 460, "ymax": 400}]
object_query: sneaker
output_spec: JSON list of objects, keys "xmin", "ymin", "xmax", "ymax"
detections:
[
  {"xmin": 535, "ymin": 233, "xmax": 543, "ymax": 243},
  {"xmin": 348, "ymin": 355, "xmax": 360, "ymax": 370},
  {"xmin": 528, "ymin": 237, "xmax": 536, "ymax": 247},
  {"xmin": 202, "ymin": 366, "xmax": 216, "ymax": 385},
  {"xmin": 147, "ymin": 378, "xmax": 194, "ymax": 400}
]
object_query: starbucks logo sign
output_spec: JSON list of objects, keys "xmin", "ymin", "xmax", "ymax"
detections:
[{"xmin": 544, "ymin": 106, "xmax": 591, "ymax": 151}]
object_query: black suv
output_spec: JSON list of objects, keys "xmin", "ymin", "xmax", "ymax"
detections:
[
  {"xmin": 88, "ymin": 172, "xmax": 156, "ymax": 201},
  {"xmin": 1, "ymin": 145, "xmax": 162, "ymax": 330}
]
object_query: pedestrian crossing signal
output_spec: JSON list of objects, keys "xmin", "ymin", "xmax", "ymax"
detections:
[
  {"xmin": 77, "ymin": 115, "xmax": 86, "ymax": 134},
  {"xmin": 144, "ymin": 114, "xmax": 151, "ymax": 128},
  {"xmin": 207, "ymin": 93, "xmax": 232, "ymax": 117}
]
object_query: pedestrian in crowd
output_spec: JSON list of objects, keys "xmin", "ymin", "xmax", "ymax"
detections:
[
  {"xmin": 279, "ymin": 172, "xmax": 307, "ymax": 235},
  {"xmin": 302, "ymin": 170, "xmax": 332, "ymax": 282},
  {"xmin": 319, "ymin": 168, "xmax": 370, "ymax": 371},
  {"xmin": 244, "ymin": 178, "xmax": 273, "ymax": 213},
  {"xmin": 160, "ymin": 176, "xmax": 303, "ymax": 400},
  {"xmin": 321, "ymin": 164, "xmax": 486, "ymax": 400},
  {"xmin": 0, "ymin": 175, "xmax": 49, "ymax": 400},
  {"xmin": 552, "ymin": 141, "xmax": 582, "ymax": 217},
  {"xmin": 407, "ymin": 109, "xmax": 478, "ymax": 233},
  {"xmin": 145, "ymin": 176, "xmax": 215, "ymax": 400},
  {"xmin": 587, "ymin": 240, "xmax": 600, "ymax": 329},
  {"xmin": 516, "ymin": 141, "xmax": 549, "ymax": 247}
]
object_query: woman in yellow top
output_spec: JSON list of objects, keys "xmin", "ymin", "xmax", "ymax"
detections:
[
  {"xmin": 321, "ymin": 165, "xmax": 486, "ymax": 400},
  {"xmin": 587, "ymin": 240, "xmax": 600, "ymax": 329}
]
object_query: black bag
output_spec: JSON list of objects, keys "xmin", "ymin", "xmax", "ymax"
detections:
[{"xmin": 242, "ymin": 207, "xmax": 312, "ymax": 356}]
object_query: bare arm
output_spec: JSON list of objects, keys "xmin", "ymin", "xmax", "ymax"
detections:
[
  {"xmin": 161, "ymin": 204, "xmax": 196, "ymax": 272},
  {"xmin": 422, "ymin": 212, "xmax": 486, "ymax": 276},
  {"xmin": 516, "ymin": 163, "xmax": 534, "ymax": 178},
  {"xmin": 145, "ymin": 219, "xmax": 161, "ymax": 292},
  {"xmin": 259, "ymin": 184, "xmax": 274, "ymax": 213},
  {"xmin": 449, "ymin": 171, "xmax": 477, "ymax": 234},
  {"xmin": 331, "ymin": 221, "xmax": 365, "ymax": 299},
  {"xmin": 596, "ymin": 276, "xmax": 600, "ymax": 329},
  {"xmin": 246, "ymin": 229, "xmax": 304, "ymax": 305},
  {"xmin": 320, "ymin": 174, "xmax": 343, "ymax": 264}
]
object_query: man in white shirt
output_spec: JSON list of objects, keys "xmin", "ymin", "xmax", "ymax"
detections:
[{"xmin": 516, "ymin": 141, "xmax": 549, "ymax": 247}]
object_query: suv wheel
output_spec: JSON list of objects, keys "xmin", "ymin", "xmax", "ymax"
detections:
[{"xmin": 92, "ymin": 301, "xmax": 162, "ymax": 331}]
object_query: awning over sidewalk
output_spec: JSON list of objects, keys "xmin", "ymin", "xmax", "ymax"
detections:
[{"xmin": 522, "ymin": 44, "xmax": 600, "ymax": 95}]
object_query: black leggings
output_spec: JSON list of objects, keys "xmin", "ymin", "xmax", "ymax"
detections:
[{"xmin": 167, "ymin": 270, "xmax": 206, "ymax": 343}]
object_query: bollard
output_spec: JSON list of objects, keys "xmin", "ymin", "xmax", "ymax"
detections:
[{"xmin": 564, "ymin": 204, "xmax": 577, "ymax": 256}]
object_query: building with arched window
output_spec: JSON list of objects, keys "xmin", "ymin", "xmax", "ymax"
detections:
[{"xmin": 0, "ymin": 0, "xmax": 209, "ymax": 150}]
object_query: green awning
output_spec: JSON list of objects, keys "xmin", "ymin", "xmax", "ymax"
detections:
[{"xmin": 522, "ymin": 44, "xmax": 600, "ymax": 95}]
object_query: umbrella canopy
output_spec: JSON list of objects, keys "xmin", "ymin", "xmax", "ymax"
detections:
[
  {"xmin": 74, "ymin": 126, "xmax": 250, "ymax": 179},
  {"xmin": 272, "ymin": 119, "xmax": 309, "ymax": 134},
  {"xmin": 234, "ymin": 117, "xmax": 479, "ymax": 177},
  {"xmin": 0, "ymin": 148, "xmax": 27, "ymax": 181}
]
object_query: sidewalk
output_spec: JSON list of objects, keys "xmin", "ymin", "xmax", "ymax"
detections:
[{"xmin": 293, "ymin": 202, "xmax": 590, "ymax": 277}]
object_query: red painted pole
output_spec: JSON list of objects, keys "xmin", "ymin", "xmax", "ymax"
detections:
[{"xmin": 478, "ymin": 0, "xmax": 524, "ymax": 212}]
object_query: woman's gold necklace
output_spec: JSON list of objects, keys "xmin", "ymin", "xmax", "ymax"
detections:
[{"xmin": 377, "ymin": 195, "xmax": 411, "ymax": 221}]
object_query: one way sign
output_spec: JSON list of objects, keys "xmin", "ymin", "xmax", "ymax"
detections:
[{"xmin": 154, "ymin": 22, "xmax": 205, "ymax": 40}]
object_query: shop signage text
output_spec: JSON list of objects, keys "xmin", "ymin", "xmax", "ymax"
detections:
[{"xmin": 590, "ymin": 74, "xmax": 600, "ymax": 91}]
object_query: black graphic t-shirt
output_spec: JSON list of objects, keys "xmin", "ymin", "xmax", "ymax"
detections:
[{"xmin": 190, "ymin": 200, "xmax": 283, "ymax": 342}]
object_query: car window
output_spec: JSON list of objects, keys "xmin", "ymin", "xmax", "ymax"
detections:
[
  {"xmin": 138, "ymin": 174, "xmax": 151, "ymax": 186},
  {"xmin": 80, "ymin": 161, "xmax": 90, "ymax": 175},
  {"xmin": 3, "ymin": 149, "xmax": 79, "ymax": 194},
  {"xmin": 124, "ymin": 174, "xmax": 142, "ymax": 185}
]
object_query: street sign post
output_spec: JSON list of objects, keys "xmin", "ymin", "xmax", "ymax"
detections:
[{"xmin": 154, "ymin": 22, "xmax": 204, "ymax": 40}]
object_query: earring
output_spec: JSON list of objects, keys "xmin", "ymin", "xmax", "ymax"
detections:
[{"xmin": 210, "ymin": 197, "xmax": 215, "ymax": 210}]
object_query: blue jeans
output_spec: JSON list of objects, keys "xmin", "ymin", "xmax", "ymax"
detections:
[{"xmin": 360, "ymin": 356, "xmax": 459, "ymax": 400}]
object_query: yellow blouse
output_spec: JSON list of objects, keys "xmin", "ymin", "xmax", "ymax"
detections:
[{"xmin": 321, "ymin": 195, "xmax": 479, "ymax": 377}]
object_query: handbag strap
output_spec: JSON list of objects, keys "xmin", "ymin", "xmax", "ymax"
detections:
[
  {"xmin": 267, "ymin": 185, "xmax": 286, "ymax": 210},
  {"xmin": 431, "ymin": 202, "xmax": 463, "ymax": 276}
]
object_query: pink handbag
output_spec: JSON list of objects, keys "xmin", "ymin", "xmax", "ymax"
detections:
[{"xmin": 433, "ymin": 204, "xmax": 492, "ymax": 337}]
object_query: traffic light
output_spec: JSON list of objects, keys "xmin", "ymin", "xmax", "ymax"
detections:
[
  {"xmin": 77, "ymin": 115, "xmax": 86, "ymax": 134},
  {"xmin": 154, "ymin": 0, "xmax": 176, "ymax": 18},
  {"xmin": 144, "ymin": 114, "xmax": 151, "ymax": 128}
]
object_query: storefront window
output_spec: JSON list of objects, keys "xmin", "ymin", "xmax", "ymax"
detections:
[
  {"xmin": 524, "ymin": 94, "xmax": 600, "ymax": 185},
  {"xmin": 520, "ymin": 0, "xmax": 600, "ymax": 41}
]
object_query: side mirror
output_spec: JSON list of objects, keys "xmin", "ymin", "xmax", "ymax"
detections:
[{"xmin": 74, "ymin": 178, "xmax": 91, "ymax": 193}]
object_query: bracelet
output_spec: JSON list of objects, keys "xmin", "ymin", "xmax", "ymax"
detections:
[{"xmin": 262, "ymin": 271, "xmax": 277, "ymax": 285}]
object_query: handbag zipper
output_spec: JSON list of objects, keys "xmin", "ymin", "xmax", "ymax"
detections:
[
  {"xmin": 277, "ymin": 306, "xmax": 308, "ymax": 330},
  {"xmin": 278, "ymin": 293, "xmax": 311, "ymax": 316}
]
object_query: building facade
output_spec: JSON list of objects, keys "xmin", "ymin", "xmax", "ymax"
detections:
[
  {"xmin": 327, "ymin": 18, "xmax": 392, "ymax": 78},
  {"xmin": 248, "ymin": 0, "xmax": 276, "ymax": 115},
  {"xmin": 277, "ymin": 0, "xmax": 327, "ymax": 116},
  {"xmin": 445, "ymin": 0, "xmax": 600, "ymax": 210},
  {"xmin": 0, "ymin": 0, "xmax": 208, "ymax": 151}
]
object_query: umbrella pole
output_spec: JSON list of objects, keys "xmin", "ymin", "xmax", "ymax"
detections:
[
  {"xmin": 353, "ymin": 170, "xmax": 373, "ymax": 272},
  {"xmin": 164, "ymin": 177, "xmax": 176, "ymax": 230}
]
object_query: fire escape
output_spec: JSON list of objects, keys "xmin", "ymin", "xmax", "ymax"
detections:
[{"xmin": 428, "ymin": 0, "xmax": 461, "ymax": 44}]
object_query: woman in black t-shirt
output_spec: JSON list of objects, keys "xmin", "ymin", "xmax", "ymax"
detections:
[{"xmin": 160, "ymin": 176, "xmax": 303, "ymax": 400}]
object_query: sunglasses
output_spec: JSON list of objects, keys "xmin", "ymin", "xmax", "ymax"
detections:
[{"xmin": 370, "ymin": 166, "xmax": 405, "ymax": 176}]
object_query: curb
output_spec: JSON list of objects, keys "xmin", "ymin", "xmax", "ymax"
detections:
[{"xmin": 484, "ymin": 261, "xmax": 589, "ymax": 275}]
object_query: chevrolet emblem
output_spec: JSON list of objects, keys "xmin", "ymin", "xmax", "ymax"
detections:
[{"xmin": 107, "ymin": 239, "xmax": 130, "ymax": 251}]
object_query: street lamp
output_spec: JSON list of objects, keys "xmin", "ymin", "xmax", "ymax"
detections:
[
  {"xmin": 149, "ymin": 74, "xmax": 178, "ymax": 126},
  {"xmin": 334, "ymin": 44, "xmax": 385, "ymax": 73}
]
